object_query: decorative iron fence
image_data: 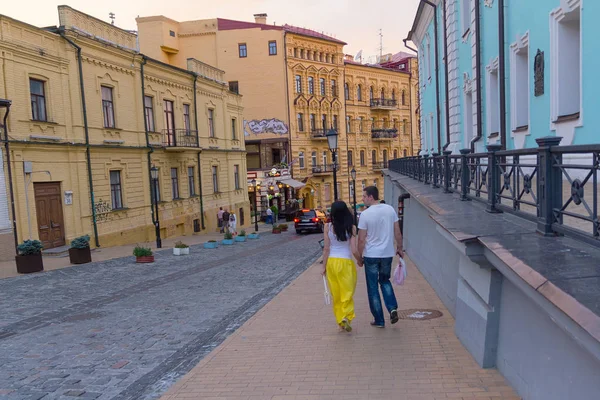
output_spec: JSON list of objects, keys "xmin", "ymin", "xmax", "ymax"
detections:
[{"xmin": 162, "ymin": 129, "xmax": 199, "ymax": 148}]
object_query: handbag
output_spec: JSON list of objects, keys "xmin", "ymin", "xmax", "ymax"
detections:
[
  {"xmin": 323, "ymin": 276, "xmax": 331, "ymax": 305},
  {"xmin": 392, "ymin": 257, "xmax": 407, "ymax": 286}
]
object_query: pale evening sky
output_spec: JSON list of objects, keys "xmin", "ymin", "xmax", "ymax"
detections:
[{"xmin": 2, "ymin": 0, "xmax": 420, "ymax": 60}]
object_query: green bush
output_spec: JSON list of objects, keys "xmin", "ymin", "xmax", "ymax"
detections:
[
  {"xmin": 224, "ymin": 232, "xmax": 233, "ymax": 240},
  {"xmin": 70, "ymin": 235, "xmax": 90, "ymax": 249},
  {"xmin": 133, "ymin": 246, "xmax": 153, "ymax": 257},
  {"xmin": 239, "ymin": 230, "xmax": 246, "ymax": 236},
  {"xmin": 17, "ymin": 240, "xmax": 43, "ymax": 256},
  {"xmin": 174, "ymin": 241, "xmax": 189, "ymax": 249},
  {"xmin": 270, "ymin": 205, "xmax": 279, "ymax": 215},
  {"xmin": 208, "ymin": 240, "xmax": 217, "ymax": 243}
]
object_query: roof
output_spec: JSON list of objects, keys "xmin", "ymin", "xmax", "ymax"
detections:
[
  {"xmin": 407, "ymin": 1, "xmax": 426, "ymax": 42},
  {"xmin": 343, "ymin": 60, "xmax": 410, "ymax": 75},
  {"xmin": 282, "ymin": 24, "xmax": 346, "ymax": 45},
  {"xmin": 379, "ymin": 51, "xmax": 416, "ymax": 69}
]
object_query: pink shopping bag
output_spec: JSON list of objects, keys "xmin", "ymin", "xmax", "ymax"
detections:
[{"xmin": 392, "ymin": 257, "xmax": 407, "ymax": 286}]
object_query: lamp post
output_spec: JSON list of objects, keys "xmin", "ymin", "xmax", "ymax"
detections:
[
  {"xmin": 326, "ymin": 128, "xmax": 339, "ymax": 200},
  {"xmin": 150, "ymin": 165, "xmax": 162, "ymax": 248},
  {"xmin": 351, "ymin": 167, "xmax": 358, "ymax": 226},
  {"xmin": 251, "ymin": 179, "xmax": 259, "ymax": 232}
]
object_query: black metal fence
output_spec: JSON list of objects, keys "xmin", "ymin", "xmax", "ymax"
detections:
[
  {"xmin": 162, "ymin": 129, "xmax": 199, "ymax": 148},
  {"xmin": 388, "ymin": 137, "xmax": 599, "ymax": 245}
]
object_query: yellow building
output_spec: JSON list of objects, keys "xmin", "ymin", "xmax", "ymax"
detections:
[
  {"xmin": 136, "ymin": 13, "xmax": 420, "ymax": 213},
  {"xmin": 0, "ymin": 6, "xmax": 249, "ymax": 260}
]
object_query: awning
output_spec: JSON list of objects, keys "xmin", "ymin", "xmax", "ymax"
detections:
[{"xmin": 279, "ymin": 178, "xmax": 305, "ymax": 189}]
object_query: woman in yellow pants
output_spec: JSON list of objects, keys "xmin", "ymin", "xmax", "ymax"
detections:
[{"xmin": 322, "ymin": 201, "xmax": 360, "ymax": 332}]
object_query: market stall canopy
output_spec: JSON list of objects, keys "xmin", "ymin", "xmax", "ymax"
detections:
[{"xmin": 279, "ymin": 178, "xmax": 305, "ymax": 189}]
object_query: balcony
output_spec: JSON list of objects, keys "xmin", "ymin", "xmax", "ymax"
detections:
[
  {"xmin": 372, "ymin": 161, "xmax": 389, "ymax": 170},
  {"xmin": 371, "ymin": 128, "xmax": 398, "ymax": 140},
  {"xmin": 312, "ymin": 164, "xmax": 339, "ymax": 175},
  {"xmin": 370, "ymin": 98, "xmax": 397, "ymax": 110},
  {"xmin": 311, "ymin": 129, "xmax": 327, "ymax": 139},
  {"xmin": 162, "ymin": 129, "xmax": 199, "ymax": 149}
]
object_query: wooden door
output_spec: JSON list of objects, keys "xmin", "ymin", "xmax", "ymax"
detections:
[{"xmin": 34, "ymin": 182, "xmax": 65, "ymax": 249}]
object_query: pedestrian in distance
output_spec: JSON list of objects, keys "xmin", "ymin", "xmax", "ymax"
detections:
[
  {"xmin": 218, "ymin": 207, "xmax": 224, "ymax": 233},
  {"xmin": 322, "ymin": 200, "xmax": 361, "ymax": 332},
  {"xmin": 222, "ymin": 209, "xmax": 230, "ymax": 234},
  {"xmin": 266, "ymin": 207, "xmax": 273, "ymax": 225},
  {"xmin": 357, "ymin": 186, "xmax": 404, "ymax": 328},
  {"xmin": 229, "ymin": 212, "xmax": 237, "ymax": 236}
]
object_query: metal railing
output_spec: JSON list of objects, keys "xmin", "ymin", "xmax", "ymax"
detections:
[
  {"xmin": 371, "ymin": 129, "xmax": 398, "ymax": 139},
  {"xmin": 370, "ymin": 99, "xmax": 397, "ymax": 108},
  {"xmin": 388, "ymin": 137, "xmax": 600, "ymax": 245},
  {"xmin": 372, "ymin": 161, "xmax": 389, "ymax": 170},
  {"xmin": 311, "ymin": 129, "xmax": 327, "ymax": 139},
  {"xmin": 312, "ymin": 164, "xmax": 339, "ymax": 174},
  {"xmin": 162, "ymin": 129, "xmax": 199, "ymax": 148}
]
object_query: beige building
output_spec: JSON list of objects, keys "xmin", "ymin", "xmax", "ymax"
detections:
[
  {"xmin": 0, "ymin": 6, "xmax": 249, "ymax": 261},
  {"xmin": 137, "ymin": 13, "xmax": 420, "ymax": 214}
]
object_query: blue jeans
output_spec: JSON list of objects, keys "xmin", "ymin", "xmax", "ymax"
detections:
[
  {"xmin": 363, "ymin": 257, "xmax": 398, "ymax": 326},
  {"xmin": 266, "ymin": 215, "xmax": 273, "ymax": 224}
]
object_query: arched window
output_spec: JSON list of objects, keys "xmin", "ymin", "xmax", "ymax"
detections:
[
  {"xmin": 372, "ymin": 150, "xmax": 377, "ymax": 165},
  {"xmin": 360, "ymin": 150, "xmax": 365, "ymax": 166},
  {"xmin": 394, "ymin": 149, "xmax": 398, "ymax": 159},
  {"xmin": 370, "ymin": 86, "xmax": 374, "ymax": 101},
  {"xmin": 392, "ymin": 89, "xmax": 396, "ymax": 101},
  {"xmin": 344, "ymin": 83, "xmax": 350, "ymax": 100},
  {"xmin": 357, "ymin": 85, "xmax": 362, "ymax": 101},
  {"xmin": 299, "ymin": 151, "xmax": 305, "ymax": 168},
  {"xmin": 403, "ymin": 149, "xmax": 407, "ymax": 157},
  {"xmin": 402, "ymin": 90, "xmax": 406, "ymax": 105},
  {"xmin": 311, "ymin": 151, "xmax": 317, "ymax": 166},
  {"xmin": 383, "ymin": 150, "xmax": 388, "ymax": 164},
  {"xmin": 381, "ymin": 87, "xmax": 385, "ymax": 100}
]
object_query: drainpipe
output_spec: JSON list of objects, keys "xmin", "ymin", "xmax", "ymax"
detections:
[
  {"xmin": 442, "ymin": 0, "xmax": 451, "ymax": 151},
  {"xmin": 403, "ymin": 39, "xmax": 418, "ymax": 156},
  {"xmin": 59, "ymin": 28, "xmax": 100, "ymax": 248},
  {"xmin": 192, "ymin": 74, "xmax": 206, "ymax": 230},
  {"xmin": 471, "ymin": 0, "xmax": 483, "ymax": 152},
  {"xmin": 498, "ymin": 0, "xmax": 507, "ymax": 150},
  {"xmin": 422, "ymin": 0, "xmax": 442, "ymax": 154},
  {"xmin": 1, "ymin": 100, "xmax": 18, "ymax": 254}
]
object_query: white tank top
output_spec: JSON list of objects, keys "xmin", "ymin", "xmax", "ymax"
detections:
[{"xmin": 327, "ymin": 224, "xmax": 353, "ymax": 259}]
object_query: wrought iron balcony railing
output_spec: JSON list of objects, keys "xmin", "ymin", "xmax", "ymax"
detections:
[
  {"xmin": 311, "ymin": 129, "xmax": 327, "ymax": 139},
  {"xmin": 312, "ymin": 164, "xmax": 339, "ymax": 174},
  {"xmin": 371, "ymin": 129, "xmax": 398, "ymax": 140},
  {"xmin": 372, "ymin": 161, "xmax": 389, "ymax": 170},
  {"xmin": 370, "ymin": 99, "xmax": 397, "ymax": 109},
  {"xmin": 162, "ymin": 129, "xmax": 199, "ymax": 148}
]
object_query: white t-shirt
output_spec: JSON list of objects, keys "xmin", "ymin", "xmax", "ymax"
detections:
[
  {"xmin": 266, "ymin": 209, "xmax": 273, "ymax": 216},
  {"xmin": 358, "ymin": 203, "xmax": 399, "ymax": 258}
]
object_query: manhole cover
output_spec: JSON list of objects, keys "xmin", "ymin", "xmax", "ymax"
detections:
[{"xmin": 397, "ymin": 309, "xmax": 443, "ymax": 320}]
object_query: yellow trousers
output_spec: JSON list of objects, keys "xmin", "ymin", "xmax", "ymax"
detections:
[{"xmin": 326, "ymin": 257, "xmax": 357, "ymax": 324}]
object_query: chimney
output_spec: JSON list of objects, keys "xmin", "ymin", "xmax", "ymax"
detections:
[{"xmin": 254, "ymin": 13, "xmax": 267, "ymax": 25}]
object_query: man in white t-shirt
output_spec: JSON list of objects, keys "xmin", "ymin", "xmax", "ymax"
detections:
[
  {"xmin": 266, "ymin": 207, "xmax": 273, "ymax": 225},
  {"xmin": 357, "ymin": 186, "xmax": 403, "ymax": 328}
]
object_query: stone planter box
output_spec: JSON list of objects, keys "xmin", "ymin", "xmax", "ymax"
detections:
[
  {"xmin": 235, "ymin": 236, "xmax": 246, "ymax": 242},
  {"xmin": 15, "ymin": 254, "xmax": 44, "ymax": 274},
  {"xmin": 204, "ymin": 242, "xmax": 218, "ymax": 249},
  {"xmin": 272, "ymin": 228, "xmax": 281, "ymax": 234},
  {"xmin": 222, "ymin": 239, "xmax": 234, "ymax": 245},
  {"xmin": 247, "ymin": 233, "xmax": 259, "ymax": 239},
  {"xmin": 136, "ymin": 256, "xmax": 154, "ymax": 263},
  {"xmin": 173, "ymin": 248, "xmax": 190, "ymax": 256},
  {"xmin": 69, "ymin": 247, "xmax": 92, "ymax": 264}
]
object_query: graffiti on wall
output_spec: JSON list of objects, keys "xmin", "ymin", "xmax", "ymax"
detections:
[
  {"xmin": 94, "ymin": 199, "xmax": 112, "ymax": 223},
  {"xmin": 244, "ymin": 119, "xmax": 289, "ymax": 136}
]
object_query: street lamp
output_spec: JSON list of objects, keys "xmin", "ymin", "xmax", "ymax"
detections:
[
  {"xmin": 326, "ymin": 128, "xmax": 339, "ymax": 200},
  {"xmin": 150, "ymin": 165, "xmax": 162, "ymax": 248},
  {"xmin": 251, "ymin": 178, "xmax": 259, "ymax": 232},
  {"xmin": 351, "ymin": 167, "xmax": 357, "ymax": 226}
]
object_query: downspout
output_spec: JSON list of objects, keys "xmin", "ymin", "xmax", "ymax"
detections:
[
  {"xmin": 498, "ymin": 0, "xmax": 507, "ymax": 150},
  {"xmin": 192, "ymin": 74, "xmax": 206, "ymax": 230},
  {"xmin": 471, "ymin": 0, "xmax": 483, "ymax": 152},
  {"xmin": 140, "ymin": 56, "xmax": 157, "ymax": 233},
  {"xmin": 1, "ymin": 100, "xmax": 18, "ymax": 254},
  {"xmin": 422, "ymin": 0, "xmax": 442, "ymax": 154},
  {"xmin": 442, "ymin": 0, "xmax": 451, "ymax": 150},
  {"xmin": 404, "ymin": 38, "xmax": 418, "ymax": 156},
  {"xmin": 59, "ymin": 28, "xmax": 100, "ymax": 248}
]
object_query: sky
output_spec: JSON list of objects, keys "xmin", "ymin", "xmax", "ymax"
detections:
[{"xmin": 2, "ymin": 0, "xmax": 420, "ymax": 60}]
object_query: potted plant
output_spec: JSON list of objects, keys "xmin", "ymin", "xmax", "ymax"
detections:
[
  {"xmin": 203, "ymin": 240, "xmax": 218, "ymax": 249},
  {"xmin": 279, "ymin": 223, "xmax": 288, "ymax": 232},
  {"xmin": 272, "ymin": 225, "xmax": 281, "ymax": 234},
  {"xmin": 270, "ymin": 205, "xmax": 279, "ymax": 222},
  {"xmin": 133, "ymin": 246, "xmax": 154, "ymax": 263},
  {"xmin": 222, "ymin": 232, "xmax": 234, "ymax": 245},
  {"xmin": 15, "ymin": 239, "xmax": 44, "ymax": 274},
  {"xmin": 235, "ymin": 230, "xmax": 247, "ymax": 242},
  {"xmin": 173, "ymin": 241, "xmax": 190, "ymax": 256},
  {"xmin": 69, "ymin": 235, "xmax": 92, "ymax": 264}
]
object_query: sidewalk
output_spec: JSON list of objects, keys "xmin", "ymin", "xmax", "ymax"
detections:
[
  {"xmin": 0, "ymin": 222, "xmax": 276, "ymax": 280},
  {"xmin": 160, "ymin": 257, "xmax": 519, "ymax": 400}
]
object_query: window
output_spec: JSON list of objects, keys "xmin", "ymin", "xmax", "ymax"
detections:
[
  {"xmin": 381, "ymin": 87, "xmax": 385, "ymax": 100},
  {"xmin": 392, "ymin": 89, "xmax": 396, "ymax": 101},
  {"xmin": 319, "ymin": 53, "xmax": 323, "ymax": 62},
  {"xmin": 461, "ymin": 0, "xmax": 470, "ymax": 35},
  {"xmin": 293, "ymin": 48, "xmax": 298, "ymax": 58},
  {"xmin": 110, "ymin": 170, "xmax": 123, "ymax": 209},
  {"xmin": 512, "ymin": 40, "xmax": 529, "ymax": 131},
  {"xmin": 403, "ymin": 149, "xmax": 407, "ymax": 157},
  {"xmin": 239, "ymin": 43, "xmax": 247, "ymax": 58},
  {"xmin": 269, "ymin": 41, "xmax": 277, "ymax": 55},
  {"xmin": 295, "ymin": 75, "xmax": 302, "ymax": 93},
  {"xmin": 234, "ymin": 165, "xmax": 240, "ymax": 190},
  {"xmin": 144, "ymin": 96, "xmax": 155, "ymax": 132},
  {"xmin": 370, "ymin": 86, "xmax": 374, "ymax": 101},
  {"xmin": 322, "ymin": 151, "xmax": 327, "ymax": 166},
  {"xmin": 360, "ymin": 150, "xmax": 365, "ymax": 166},
  {"xmin": 231, "ymin": 118, "xmax": 237, "ymax": 139},
  {"xmin": 383, "ymin": 150, "xmax": 388, "ymax": 165},
  {"xmin": 164, "ymin": 100, "xmax": 175, "ymax": 145},
  {"xmin": 357, "ymin": 84, "xmax": 362, "ymax": 101},
  {"xmin": 372, "ymin": 150, "xmax": 377, "ymax": 165},
  {"xmin": 464, "ymin": 91, "xmax": 474, "ymax": 145},
  {"xmin": 311, "ymin": 151, "xmax": 317, "ymax": 166},
  {"xmin": 171, "ymin": 168, "xmax": 180, "ymax": 199},
  {"xmin": 212, "ymin": 166, "xmax": 219, "ymax": 193},
  {"xmin": 331, "ymin": 80, "xmax": 337, "ymax": 97},
  {"xmin": 333, "ymin": 115, "xmax": 338, "ymax": 130},
  {"xmin": 299, "ymin": 151, "xmax": 305, "ymax": 168},
  {"xmin": 297, "ymin": 113, "xmax": 304, "ymax": 132},
  {"xmin": 358, "ymin": 117, "xmax": 364, "ymax": 132},
  {"xmin": 346, "ymin": 116, "xmax": 351, "ymax": 133},
  {"xmin": 348, "ymin": 150, "xmax": 353, "ymax": 166},
  {"xmin": 188, "ymin": 167, "xmax": 196, "ymax": 196},
  {"xmin": 183, "ymin": 104, "xmax": 191, "ymax": 133},
  {"xmin": 321, "ymin": 114, "xmax": 327, "ymax": 130},
  {"xmin": 320, "ymin": 78, "xmax": 326, "ymax": 96},
  {"xmin": 308, "ymin": 77, "xmax": 314, "ymax": 95},
  {"xmin": 30, "ymin": 79, "xmax": 47, "ymax": 121},
  {"xmin": 553, "ymin": 7, "xmax": 581, "ymax": 120},
  {"xmin": 487, "ymin": 64, "xmax": 500, "ymax": 136},
  {"xmin": 394, "ymin": 149, "xmax": 398, "ymax": 159},
  {"xmin": 169, "ymin": 30, "xmax": 176, "ymax": 37},
  {"xmin": 208, "ymin": 109, "xmax": 215, "ymax": 137},
  {"xmin": 345, "ymin": 83, "xmax": 350, "ymax": 100},
  {"xmin": 229, "ymin": 81, "xmax": 239, "ymax": 94},
  {"xmin": 101, "ymin": 86, "xmax": 115, "ymax": 128},
  {"xmin": 404, "ymin": 119, "xmax": 409, "ymax": 135},
  {"xmin": 402, "ymin": 90, "xmax": 406, "ymax": 105},
  {"xmin": 300, "ymin": 49, "xmax": 305, "ymax": 59},
  {"xmin": 310, "ymin": 114, "xmax": 316, "ymax": 131}
]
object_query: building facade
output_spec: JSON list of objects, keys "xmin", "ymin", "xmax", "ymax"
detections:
[
  {"xmin": 137, "ymin": 13, "xmax": 420, "ymax": 212},
  {"xmin": 0, "ymin": 6, "xmax": 248, "ymax": 260}
]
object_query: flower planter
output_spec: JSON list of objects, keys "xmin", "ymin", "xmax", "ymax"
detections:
[
  {"xmin": 204, "ymin": 242, "xmax": 218, "ymax": 249},
  {"xmin": 247, "ymin": 233, "xmax": 259, "ymax": 239},
  {"xmin": 15, "ymin": 254, "xmax": 44, "ymax": 274},
  {"xmin": 221, "ymin": 239, "xmax": 234, "ymax": 245},
  {"xmin": 235, "ymin": 236, "xmax": 246, "ymax": 242},
  {"xmin": 69, "ymin": 247, "xmax": 92, "ymax": 264},
  {"xmin": 280, "ymin": 225, "xmax": 288, "ymax": 232},
  {"xmin": 272, "ymin": 228, "xmax": 281, "ymax": 234},
  {"xmin": 136, "ymin": 256, "xmax": 154, "ymax": 263},
  {"xmin": 173, "ymin": 248, "xmax": 190, "ymax": 256}
]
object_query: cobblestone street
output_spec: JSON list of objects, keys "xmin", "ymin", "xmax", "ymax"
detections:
[{"xmin": 0, "ymin": 229, "xmax": 321, "ymax": 400}]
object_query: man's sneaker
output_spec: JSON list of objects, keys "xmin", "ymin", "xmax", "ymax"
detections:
[
  {"xmin": 390, "ymin": 309, "xmax": 399, "ymax": 324},
  {"xmin": 370, "ymin": 321, "xmax": 385, "ymax": 328},
  {"xmin": 341, "ymin": 318, "xmax": 352, "ymax": 332}
]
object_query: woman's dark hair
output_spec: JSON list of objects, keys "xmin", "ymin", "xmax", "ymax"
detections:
[{"xmin": 330, "ymin": 201, "xmax": 354, "ymax": 242}]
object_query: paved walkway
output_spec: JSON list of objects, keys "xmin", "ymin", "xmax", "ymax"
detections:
[
  {"xmin": 161, "ymin": 257, "xmax": 520, "ymax": 400},
  {"xmin": 0, "ymin": 223, "xmax": 275, "ymax": 280}
]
